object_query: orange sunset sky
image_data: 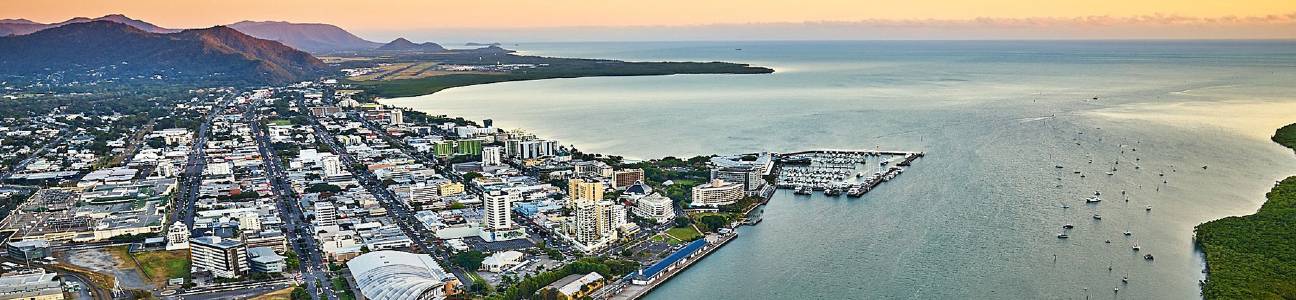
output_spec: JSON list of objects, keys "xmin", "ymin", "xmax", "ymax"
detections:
[{"xmin": 5, "ymin": 0, "xmax": 1295, "ymax": 40}]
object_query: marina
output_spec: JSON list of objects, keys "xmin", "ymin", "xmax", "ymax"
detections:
[{"xmin": 774, "ymin": 150, "xmax": 924, "ymax": 198}]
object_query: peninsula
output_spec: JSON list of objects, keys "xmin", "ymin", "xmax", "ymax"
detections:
[
  {"xmin": 1196, "ymin": 123, "xmax": 1296, "ymax": 299},
  {"xmin": 332, "ymin": 46, "xmax": 774, "ymax": 98}
]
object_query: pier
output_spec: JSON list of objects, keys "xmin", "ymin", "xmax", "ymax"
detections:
[{"xmin": 598, "ymin": 233, "xmax": 739, "ymax": 300}]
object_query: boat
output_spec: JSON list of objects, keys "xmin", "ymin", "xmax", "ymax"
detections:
[
  {"xmin": 1055, "ymin": 165, "xmax": 1064, "ymax": 169},
  {"xmin": 1092, "ymin": 214, "xmax": 1102, "ymax": 220},
  {"xmin": 856, "ymin": 172, "xmax": 863, "ymax": 178},
  {"xmin": 794, "ymin": 186, "xmax": 812, "ymax": 195},
  {"xmin": 1123, "ymin": 231, "xmax": 1132, "ymax": 236},
  {"xmin": 1122, "ymin": 277, "xmax": 1129, "ymax": 283},
  {"xmin": 1057, "ymin": 233, "xmax": 1069, "ymax": 239},
  {"xmin": 1132, "ymin": 245, "xmax": 1141, "ymax": 251},
  {"xmin": 824, "ymin": 188, "xmax": 842, "ymax": 197},
  {"xmin": 1145, "ymin": 205, "xmax": 1152, "ymax": 211},
  {"xmin": 1085, "ymin": 194, "xmax": 1102, "ymax": 203},
  {"xmin": 1062, "ymin": 224, "xmax": 1074, "ymax": 229},
  {"xmin": 1144, "ymin": 254, "xmax": 1155, "ymax": 260},
  {"xmin": 846, "ymin": 186, "xmax": 865, "ymax": 197},
  {"xmin": 880, "ymin": 161, "xmax": 889, "ymax": 166},
  {"xmin": 1106, "ymin": 172, "xmax": 1114, "ymax": 176}
]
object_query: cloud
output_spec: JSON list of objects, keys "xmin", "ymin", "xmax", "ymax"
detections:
[{"xmin": 367, "ymin": 13, "xmax": 1296, "ymax": 42}]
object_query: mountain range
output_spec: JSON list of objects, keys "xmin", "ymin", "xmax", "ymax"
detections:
[
  {"xmin": 0, "ymin": 14, "xmax": 177, "ymax": 36},
  {"xmin": 375, "ymin": 38, "xmax": 446, "ymax": 52},
  {"xmin": 1, "ymin": 15, "xmax": 399, "ymax": 53},
  {"xmin": 0, "ymin": 21, "xmax": 328, "ymax": 84},
  {"xmin": 226, "ymin": 21, "xmax": 382, "ymax": 53}
]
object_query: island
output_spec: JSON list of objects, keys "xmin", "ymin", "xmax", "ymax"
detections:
[
  {"xmin": 327, "ymin": 47, "xmax": 774, "ymax": 98},
  {"xmin": 1195, "ymin": 123, "xmax": 1296, "ymax": 299}
]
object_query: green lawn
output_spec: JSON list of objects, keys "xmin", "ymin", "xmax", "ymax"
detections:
[
  {"xmin": 268, "ymin": 119, "xmax": 292, "ymax": 126},
  {"xmin": 1195, "ymin": 123, "xmax": 1296, "ymax": 299},
  {"xmin": 665, "ymin": 227, "xmax": 702, "ymax": 242}
]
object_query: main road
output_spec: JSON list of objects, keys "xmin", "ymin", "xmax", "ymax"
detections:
[{"xmin": 247, "ymin": 105, "xmax": 337, "ymax": 300}]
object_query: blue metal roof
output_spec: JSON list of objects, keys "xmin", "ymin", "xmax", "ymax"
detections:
[{"xmin": 636, "ymin": 239, "xmax": 706, "ymax": 280}]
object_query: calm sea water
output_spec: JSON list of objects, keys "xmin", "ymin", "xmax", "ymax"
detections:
[{"xmin": 384, "ymin": 41, "xmax": 1296, "ymax": 299}]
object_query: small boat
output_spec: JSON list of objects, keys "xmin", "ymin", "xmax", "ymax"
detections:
[
  {"xmin": 1057, "ymin": 233, "xmax": 1069, "ymax": 239},
  {"xmin": 1144, "ymin": 254, "xmax": 1155, "ymax": 260},
  {"xmin": 1093, "ymin": 214, "xmax": 1102, "ymax": 220},
  {"xmin": 1062, "ymin": 224, "xmax": 1074, "ymax": 229},
  {"xmin": 1055, "ymin": 165, "xmax": 1064, "ymax": 169},
  {"xmin": 1145, "ymin": 205, "xmax": 1152, "ymax": 211},
  {"xmin": 1106, "ymin": 172, "xmax": 1114, "ymax": 176},
  {"xmin": 1202, "ymin": 165, "xmax": 1208, "ymax": 169},
  {"xmin": 794, "ymin": 186, "xmax": 812, "ymax": 195},
  {"xmin": 1085, "ymin": 195, "xmax": 1102, "ymax": 203},
  {"xmin": 856, "ymin": 172, "xmax": 863, "ymax": 178},
  {"xmin": 1123, "ymin": 231, "xmax": 1132, "ymax": 236},
  {"xmin": 1122, "ymin": 276, "xmax": 1129, "ymax": 283},
  {"xmin": 1132, "ymin": 245, "xmax": 1141, "ymax": 251},
  {"xmin": 824, "ymin": 188, "xmax": 842, "ymax": 197},
  {"xmin": 880, "ymin": 161, "xmax": 889, "ymax": 166}
]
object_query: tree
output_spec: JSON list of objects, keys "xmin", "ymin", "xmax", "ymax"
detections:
[
  {"xmin": 699, "ymin": 215, "xmax": 728, "ymax": 233},
  {"xmin": 305, "ymin": 183, "xmax": 343, "ymax": 194},
  {"xmin": 284, "ymin": 251, "xmax": 301, "ymax": 272},
  {"xmin": 673, "ymin": 216, "xmax": 691, "ymax": 228},
  {"xmin": 462, "ymin": 172, "xmax": 484, "ymax": 181},
  {"xmin": 453, "ymin": 251, "xmax": 487, "ymax": 270},
  {"xmin": 291, "ymin": 286, "xmax": 310, "ymax": 300}
]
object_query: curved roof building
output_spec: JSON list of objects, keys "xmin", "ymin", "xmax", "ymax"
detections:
[{"xmin": 346, "ymin": 250, "xmax": 455, "ymax": 300}]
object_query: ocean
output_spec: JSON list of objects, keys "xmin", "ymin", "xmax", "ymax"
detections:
[{"xmin": 382, "ymin": 40, "xmax": 1296, "ymax": 299}]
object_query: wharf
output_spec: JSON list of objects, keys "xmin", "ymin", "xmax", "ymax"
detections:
[{"xmin": 602, "ymin": 233, "xmax": 739, "ymax": 300}]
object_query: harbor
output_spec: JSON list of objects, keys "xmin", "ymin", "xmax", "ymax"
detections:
[
  {"xmin": 774, "ymin": 150, "xmax": 924, "ymax": 197},
  {"xmin": 597, "ymin": 232, "xmax": 739, "ymax": 300}
]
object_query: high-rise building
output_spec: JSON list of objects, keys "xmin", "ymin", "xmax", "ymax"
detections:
[
  {"xmin": 508, "ymin": 139, "xmax": 558, "ymax": 159},
  {"xmin": 482, "ymin": 146, "xmax": 503, "ymax": 166},
  {"xmin": 598, "ymin": 201, "xmax": 626, "ymax": 241},
  {"xmin": 482, "ymin": 191, "xmax": 516, "ymax": 231},
  {"xmin": 568, "ymin": 179, "xmax": 604, "ymax": 205},
  {"xmin": 320, "ymin": 155, "xmax": 343, "ymax": 177},
  {"xmin": 612, "ymin": 169, "xmax": 645, "ymax": 189},
  {"xmin": 314, "ymin": 201, "xmax": 338, "ymax": 226},
  {"xmin": 690, "ymin": 179, "xmax": 744, "ymax": 207},
  {"xmin": 569, "ymin": 201, "xmax": 600, "ymax": 245},
  {"xmin": 190, "ymin": 236, "xmax": 249, "ymax": 279}
]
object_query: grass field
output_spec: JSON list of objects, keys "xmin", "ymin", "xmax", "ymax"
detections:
[
  {"xmin": 133, "ymin": 250, "xmax": 191, "ymax": 285},
  {"xmin": 250, "ymin": 287, "xmax": 295, "ymax": 300},
  {"xmin": 666, "ymin": 227, "xmax": 702, "ymax": 243}
]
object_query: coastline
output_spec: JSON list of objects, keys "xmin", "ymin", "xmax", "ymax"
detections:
[{"xmin": 1195, "ymin": 123, "xmax": 1296, "ymax": 299}]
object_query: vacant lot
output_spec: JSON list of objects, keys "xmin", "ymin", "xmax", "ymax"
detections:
[{"xmin": 134, "ymin": 249, "xmax": 191, "ymax": 285}]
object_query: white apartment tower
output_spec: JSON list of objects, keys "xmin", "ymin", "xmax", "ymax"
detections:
[
  {"xmin": 482, "ymin": 146, "xmax": 503, "ymax": 166},
  {"xmin": 482, "ymin": 191, "xmax": 516, "ymax": 231},
  {"xmin": 320, "ymin": 155, "xmax": 343, "ymax": 177}
]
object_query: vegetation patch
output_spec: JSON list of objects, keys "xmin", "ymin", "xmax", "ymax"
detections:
[
  {"xmin": 134, "ymin": 250, "xmax": 191, "ymax": 286},
  {"xmin": 1195, "ymin": 123, "xmax": 1296, "ymax": 299}
]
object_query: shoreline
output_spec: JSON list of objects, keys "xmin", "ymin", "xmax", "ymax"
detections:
[{"xmin": 1194, "ymin": 122, "xmax": 1296, "ymax": 299}]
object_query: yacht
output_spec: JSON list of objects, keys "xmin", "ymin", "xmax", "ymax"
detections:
[
  {"xmin": 824, "ymin": 188, "xmax": 842, "ymax": 197},
  {"xmin": 1092, "ymin": 214, "xmax": 1102, "ymax": 220},
  {"xmin": 1057, "ymin": 233, "xmax": 1069, "ymax": 239},
  {"xmin": 1062, "ymin": 224, "xmax": 1074, "ymax": 229},
  {"xmin": 1085, "ymin": 194, "xmax": 1102, "ymax": 203}
]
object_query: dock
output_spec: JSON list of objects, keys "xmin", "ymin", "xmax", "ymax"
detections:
[
  {"xmin": 599, "ymin": 233, "xmax": 739, "ymax": 300},
  {"xmin": 773, "ymin": 149, "xmax": 923, "ymax": 197}
]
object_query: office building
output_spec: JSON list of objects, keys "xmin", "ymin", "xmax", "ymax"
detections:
[
  {"xmin": 634, "ymin": 193, "xmax": 676, "ymax": 224},
  {"xmin": 247, "ymin": 247, "xmax": 286, "ymax": 273},
  {"xmin": 567, "ymin": 179, "xmax": 604, "ymax": 205},
  {"xmin": 190, "ymin": 236, "xmax": 249, "ymax": 279},
  {"xmin": 6, "ymin": 239, "xmax": 50, "ymax": 261}
]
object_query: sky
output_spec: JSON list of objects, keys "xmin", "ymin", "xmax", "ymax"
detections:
[{"xmin": 4, "ymin": 0, "xmax": 1296, "ymax": 41}]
